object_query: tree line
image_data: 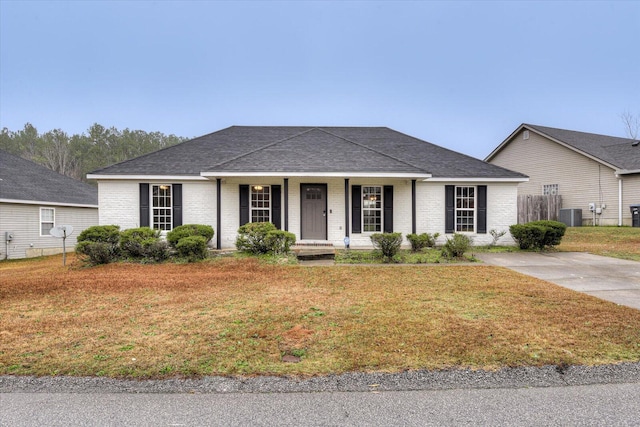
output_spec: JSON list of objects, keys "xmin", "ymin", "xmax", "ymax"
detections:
[{"xmin": 0, "ymin": 123, "xmax": 187, "ymax": 182}]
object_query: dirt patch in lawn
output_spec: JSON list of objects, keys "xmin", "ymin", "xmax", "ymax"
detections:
[{"xmin": 1, "ymin": 254, "xmax": 639, "ymax": 378}]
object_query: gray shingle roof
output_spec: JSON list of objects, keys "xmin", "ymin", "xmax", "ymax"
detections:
[
  {"xmin": 525, "ymin": 124, "xmax": 640, "ymax": 171},
  {"xmin": 90, "ymin": 126, "xmax": 527, "ymax": 179},
  {"xmin": 0, "ymin": 150, "xmax": 98, "ymax": 206}
]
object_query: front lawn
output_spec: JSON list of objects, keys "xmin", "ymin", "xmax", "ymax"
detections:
[
  {"xmin": 559, "ymin": 226, "xmax": 640, "ymax": 261},
  {"xmin": 1, "ymin": 255, "xmax": 639, "ymax": 378}
]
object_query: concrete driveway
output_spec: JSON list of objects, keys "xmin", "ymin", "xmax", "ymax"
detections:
[{"xmin": 476, "ymin": 252, "xmax": 640, "ymax": 310}]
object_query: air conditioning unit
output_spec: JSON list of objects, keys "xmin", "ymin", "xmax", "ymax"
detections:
[{"xmin": 559, "ymin": 209, "xmax": 582, "ymax": 227}]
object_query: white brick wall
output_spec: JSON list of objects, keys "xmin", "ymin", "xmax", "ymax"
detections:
[{"xmin": 98, "ymin": 178, "xmax": 520, "ymax": 249}]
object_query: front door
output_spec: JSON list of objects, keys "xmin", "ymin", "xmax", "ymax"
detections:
[{"xmin": 301, "ymin": 184, "xmax": 327, "ymax": 240}]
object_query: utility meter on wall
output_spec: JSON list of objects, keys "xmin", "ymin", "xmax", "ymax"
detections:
[{"xmin": 588, "ymin": 203, "xmax": 596, "ymax": 212}]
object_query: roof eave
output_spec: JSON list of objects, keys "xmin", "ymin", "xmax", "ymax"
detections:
[
  {"xmin": 87, "ymin": 174, "xmax": 208, "ymax": 181},
  {"xmin": 484, "ymin": 123, "xmax": 528, "ymax": 161},
  {"xmin": 425, "ymin": 177, "xmax": 529, "ymax": 183},
  {"xmin": 615, "ymin": 169, "xmax": 640, "ymax": 176},
  {"xmin": 201, "ymin": 171, "xmax": 433, "ymax": 179},
  {"xmin": 0, "ymin": 198, "xmax": 98, "ymax": 208}
]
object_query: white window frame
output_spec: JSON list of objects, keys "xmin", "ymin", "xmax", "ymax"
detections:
[
  {"xmin": 40, "ymin": 207, "xmax": 55, "ymax": 236},
  {"xmin": 151, "ymin": 184, "xmax": 173, "ymax": 231},
  {"xmin": 543, "ymin": 184, "xmax": 559, "ymax": 196},
  {"xmin": 362, "ymin": 185, "xmax": 383, "ymax": 233},
  {"xmin": 250, "ymin": 185, "xmax": 271, "ymax": 223},
  {"xmin": 455, "ymin": 186, "xmax": 476, "ymax": 233}
]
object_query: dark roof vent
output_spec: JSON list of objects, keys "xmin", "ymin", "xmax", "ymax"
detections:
[{"xmin": 633, "ymin": 141, "xmax": 640, "ymax": 147}]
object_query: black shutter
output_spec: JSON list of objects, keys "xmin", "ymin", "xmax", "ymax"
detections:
[
  {"xmin": 477, "ymin": 185, "xmax": 487, "ymax": 234},
  {"xmin": 271, "ymin": 185, "xmax": 281, "ymax": 229},
  {"xmin": 352, "ymin": 185, "xmax": 361, "ymax": 233},
  {"xmin": 445, "ymin": 185, "xmax": 455, "ymax": 234},
  {"xmin": 383, "ymin": 185, "xmax": 393, "ymax": 233},
  {"xmin": 239, "ymin": 185, "xmax": 250, "ymax": 226},
  {"xmin": 172, "ymin": 184, "xmax": 182, "ymax": 228},
  {"xmin": 140, "ymin": 183, "xmax": 150, "ymax": 227}
]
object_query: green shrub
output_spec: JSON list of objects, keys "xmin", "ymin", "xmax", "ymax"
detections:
[
  {"xmin": 175, "ymin": 235, "xmax": 208, "ymax": 261},
  {"xmin": 140, "ymin": 238, "xmax": 171, "ymax": 263},
  {"xmin": 442, "ymin": 233, "xmax": 472, "ymax": 258},
  {"xmin": 236, "ymin": 222, "xmax": 278, "ymax": 254},
  {"xmin": 75, "ymin": 241, "xmax": 119, "ymax": 265},
  {"xmin": 510, "ymin": 221, "xmax": 566, "ymax": 250},
  {"xmin": 166, "ymin": 224, "xmax": 214, "ymax": 248},
  {"xmin": 370, "ymin": 232, "xmax": 403, "ymax": 261},
  {"xmin": 76, "ymin": 225, "xmax": 121, "ymax": 264},
  {"xmin": 265, "ymin": 230, "xmax": 296, "ymax": 255},
  {"xmin": 530, "ymin": 220, "xmax": 567, "ymax": 247},
  {"xmin": 406, "ymin": 232, "xmax": 440, "ymax": 252},
  {"xmin": 120, "ymin": 227, "xmax": 160, "ymax": 258},
  {"xmin": 76, "ymin": 225, "xmax": 120, "ymax": 245}
]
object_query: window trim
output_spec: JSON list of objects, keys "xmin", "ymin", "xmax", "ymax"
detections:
[
  {"xmin": 250, "ymin": 184, "xmax": 271, "ymax": 223},
  {"xmin": 40, "ymin": 207, "xmax": 55, "ymax": 237},
  {"xmin": 151, "ymin": 184, "xmax": 173, "ymax": 231},
  {"xmin": 361, "ymin": 185, "xmax": 383, "ymax": 233},
  {"xmin": 455, "ymin": 186, "xmax": 476, "ymax": 233}
]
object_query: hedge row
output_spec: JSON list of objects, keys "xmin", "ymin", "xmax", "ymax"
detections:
[{"xmin": 75, "ymin": 224, "xmax": 214, "ymax": 265}]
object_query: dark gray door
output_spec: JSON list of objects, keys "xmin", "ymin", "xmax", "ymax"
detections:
[{"xmin": 301, "ymin": 184, "xmax": 327, "ymax": 240}]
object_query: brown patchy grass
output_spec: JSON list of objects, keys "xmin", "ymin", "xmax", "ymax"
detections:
[
  {"xmin": 1, "ymin": 254, "xmax": 640, "ymax": 378},
  {"xmin": 559, "ymin": 227, "xmax": 640, "ymax": 261}
]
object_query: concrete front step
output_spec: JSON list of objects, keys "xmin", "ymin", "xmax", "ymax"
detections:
[{"xmin": 292, "ymin": 243, "xmax": 336, "ymax": 260}]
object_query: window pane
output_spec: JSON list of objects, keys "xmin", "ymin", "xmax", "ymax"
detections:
[
  {"xmin": 41, "ymin": 223, "xmax": 53, "ymax": 235},
  {"xmin": 455, "ymin": 186, "xmax": 475, "ymax": 233},
  {"xmin": 250, "ymin": 185, "xmax": 270, "ymax": 223},
  {"xmin": 152, "ymin": 185, "xmax": 172, "ymax": 230},
  {"xmin": 362, "ymin": 186, "xmax": 382, "ymax": 232},
  {"xmin": 41, "ymin": 208, "xmax": 54, "ymax": 222}
]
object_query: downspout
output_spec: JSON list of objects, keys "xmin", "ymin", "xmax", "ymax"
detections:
[
  {"xmin": 216, "ymin": 178, "xmax": 222, "ymax": 249},
  {"xmin": 617, "ymin": 174, "xmax": 623, "ymax": 227}
]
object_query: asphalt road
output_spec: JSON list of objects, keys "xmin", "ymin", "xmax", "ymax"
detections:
[{"xmin": 2, "ymin": 382, "xmax": 640, "ymax": 426}]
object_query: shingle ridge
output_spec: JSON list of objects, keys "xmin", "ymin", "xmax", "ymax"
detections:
[
  {"xmin": 205, "ymin": 127, "xmax": 318, "ymax": 170},
  {"xmin": 315, "ymin": 127, "xmax": 428, "ymax": 173}
]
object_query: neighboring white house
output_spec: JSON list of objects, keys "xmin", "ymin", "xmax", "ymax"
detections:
[
  {"xmin": 0, "ymin": 149, "xmax": 99, "ymax": 259},
  {"xmin": 486, "ymin": 124, "xmax": 640, "ymax": 226},
  {"xmin": 88, "ymin": 126, "xmax": 528, "ymax": 248}
]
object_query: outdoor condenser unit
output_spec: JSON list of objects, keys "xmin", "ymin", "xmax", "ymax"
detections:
[{"xmin": 559, "ymin": 209, "xmax": 582, "ymax": 227}]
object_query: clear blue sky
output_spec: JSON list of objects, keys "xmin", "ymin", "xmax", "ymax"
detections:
[{"xmin": 1, "ymin": 1, "xmax": 638, "ymax": 159}]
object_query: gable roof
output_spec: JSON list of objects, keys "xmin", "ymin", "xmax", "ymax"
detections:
[
  {"xmin": 486, "ymin": 124, "xmax": 640, "ymax": 173},
  {"xmin": 0, "ymin": 150, "xmax": 98, "ymax": 207},
  {"xmin": 88, "ymin": 126, "xmax": 527, "ymax": 181}
]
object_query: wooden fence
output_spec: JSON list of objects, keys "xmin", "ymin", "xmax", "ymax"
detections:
[{"xmin": 517, "ymin": 195, "xmax": 562, "ymax": 224}]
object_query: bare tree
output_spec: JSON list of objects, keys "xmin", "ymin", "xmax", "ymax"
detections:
[{"xmin": 621, "ymin": 110, "xmax": 639, "ymax": 139}]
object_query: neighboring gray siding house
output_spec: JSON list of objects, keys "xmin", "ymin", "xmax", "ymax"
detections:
[
  {"xmin": 0, "ymin": 150, "xmax": 99, "ymax": 259},
  {"xmin": 88, "ymin": 126, "xmax": 528, "ymax": 248},
  {"xmin": 486, "ymin": 124, "xmax": 640, "ymax": 226}
]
